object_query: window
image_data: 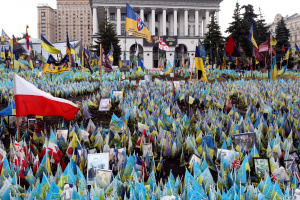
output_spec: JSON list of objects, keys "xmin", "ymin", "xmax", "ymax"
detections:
[
  {"xmin": 121, "ymin": 13, "xmax": 126, "ymax": 20},
  {"xmin": 155, "ymin": 14, "xmax": 159, "ymax": 22},
  {"xmin": 295, "ymin": 22, "xmax": 298, "ymax": 28},
  {"xmin": 110, "ymin": 13, "xmax": 115, "ymax": 20},
  {"xmin": 144, "ymin": 14, "xmax": 148, "ymax": 22},
  {"xmin": 166, "ymin": 14, "xmax": 169, "ymax": 22},
  {"xmin": 41, "ymin": 12, "xmax": 45, "ymax": 17},
  {"xmin": 290, "ymin": 23, "xmax": 293, "ymax": 29}
]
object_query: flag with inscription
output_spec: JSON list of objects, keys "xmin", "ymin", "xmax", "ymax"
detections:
[{"xmin": 125, "ymin": 3, "xmax": 151, "ymax": 42}]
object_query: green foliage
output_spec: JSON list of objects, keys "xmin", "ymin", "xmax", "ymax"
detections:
[
  {"xmin": 241, "ymin": 4, "xmax": 257, "ymax": 57},
  {"xmin": 255, "ymin": 8, "xmax": 270, "ymax": 46},
  {"xmin": 226, "ymin": 2, "xmax": 244, "ymax": 47},
  {"xmin": 204, "ymin": 12, "xmax": 224, "ymax": 65},
  {"xmin": 274, "ymin": 18, "xmax": 293, "ymax": 67},
  {"xmin": 92, "ymin": 12, "xmax": 121, "ymax": 65},
  {"xmin": 226, "ymin": 4, "xmax": 269, "ymax": 58}
]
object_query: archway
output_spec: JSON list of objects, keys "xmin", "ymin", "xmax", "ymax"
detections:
[
  {"xmin": 129, "ymin": 44, "xmax": 143, "ymax": 66},
  {"xmin": 153, "ymin": 46, "xmax": 166, "ymax": 68},
  {"xmin": 175, "ymin": 44, "xmax": 187, "ymax": 68}
]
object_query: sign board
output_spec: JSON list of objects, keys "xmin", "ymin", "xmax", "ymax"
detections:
[
  {"xmin": 173, "ymin": 81, "xmax": 180, "ymax": 88},
  {"xmin": 170, "ymin": 73, "xmax": 174, "ymax": 77},
  {"xmin": 131, "ymin": 80, "xmax": 137, "ymax": 85},
  {"xmin": 87, "ymin": 153, "xmax": 110, "ymax": 185},
  {"xmin": 99, "ymin": 98, "xmax": 111, "ymax": 111},
  {"xmin": 143, "ymin": 36, "xmax": 177, "ymax": 47},
  {"xmin": 232, "ymin": 132, "xmax": 256, "ymax": 152},
  {"xmin": 145, "ymin": 75, "xmax": 152, "ymax": 83}
]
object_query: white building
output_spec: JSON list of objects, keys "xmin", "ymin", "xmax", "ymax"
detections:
[
  {"xmin": 89, "ymin": 0, "xmax": 222, "ymax": 68},
  {"xmin": 268, "ymin": 13, "xmax": 300, "ymax": 54}
]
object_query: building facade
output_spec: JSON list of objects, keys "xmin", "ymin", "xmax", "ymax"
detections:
[
  {"xmin": 37, "ymin": 0, "xmax": 93, "ymax": 45},
  {"xmin": 268, "ymin": 13, "xmax": 300, "ymax": 53},
  {"xmin": 90, "ymin": 0, "xmax": 222, "ymax": 68}
]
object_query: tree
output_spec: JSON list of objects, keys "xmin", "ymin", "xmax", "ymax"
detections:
[
  {"xmin": 203, "ymin": 12, "xmax": 224, "ymax": 65},
  {"xmin": 274, "ymin": 18, "xmax": 293, "ymax": 68},
  {"xmin": 241, "ymin": 4, "xmax": 257, "ymax": 57},
  {"xmin": 93, "ymin": 13, "xmax": 121, "ymax": 65},
  {"xmin": 255, "ymin": 8, "xmax": 269, "ymax": 46},
  {"xmin": 226, "ymin": 2, "xmax": 245, "ymax": 47}
]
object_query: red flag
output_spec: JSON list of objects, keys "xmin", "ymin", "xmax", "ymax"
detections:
[
  {"xmin": 253, "ymin": 47, "xmax": 264, "ymax": 61},
  {"xmin": 13, "ymin": 73, "xmax": 79, "ymax": 120},
  {"xmin": 259, "ymin": 32, "xmax": 271, "ymax": 52},
  {"xmin": 232, "ymin": 159, "xmax": 241, "ymax": 170},
  {"xmin": 282, "ymin": 44, "xmax": 285, "ymax": 52},
  {"xmin": 271, "ymin": 173, "xmax": 277, "ymax": 181},
  {"xmin": 250, "ymin": 59, "xmax": 253, "ymax": 71},
  {"xmin": 225, "ymin": 36, "xmax": 236, "ymax": 56}
]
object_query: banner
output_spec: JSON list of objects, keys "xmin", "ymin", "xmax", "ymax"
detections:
[{"xmin": 143, "ymin": 36, "xmax": 177, "ymax": 47}]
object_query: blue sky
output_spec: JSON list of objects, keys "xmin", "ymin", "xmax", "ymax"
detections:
[{"xmin": 0, "ymin": 0, "xmax": 298, "ymax": 39}]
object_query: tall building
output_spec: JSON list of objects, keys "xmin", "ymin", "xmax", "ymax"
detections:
[
  {"xmin": 268, "ymin": 13, "xmax": 300, "ymax": 53},
  {"xmin": 90, "ymin": 0, "xmax": 222, "ymax": 68},
  {"xmin": 37, "ymin": 0, "xmax": 93, "ymax": 45}
]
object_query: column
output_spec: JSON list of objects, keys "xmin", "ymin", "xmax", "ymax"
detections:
[
  {"xmin": 105, "ymin": 7, "xmax": 110, "ymax": 21},
  {"xmin": 92, "ymin": 7, "xmax": 98, "ymax": 45},
  {"xmin": 151, "ymin": 8, "xmax": 156, "ymax": 36},
  {"xmin": 162, "ymin": 9, "xmax": 167, "ymax": 36},
  {"xmin": 195, "ymin": 9, "xmax": 199, "ymax": 36},
  {"xmin": 117, "ymin": 7, "xmax": 121, "ymax": 36},
  {"xmin": 140, "ymin": 8, "xmax": 144, "ymax": 21},
  {"xmin": 92, "ymin": 7, "xmax": 98, "ymax": 35},
  {"xmin": 184, "ymin": 9, "xmax": 188, "ymax": 36},
  {"xmin": 216, "ymin": 11, "xmax": 219, "ymax": 24},
  {"xmin": 173, "ymin": 9, "xmax": 177, "ymax": 36},
  {"xmin": 204, "ymin": 10, "xmax": 209, "ymax": 34}
]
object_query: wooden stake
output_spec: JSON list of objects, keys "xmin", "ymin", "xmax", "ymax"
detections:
[
  {"xmin": 17, "ymin": 116, "xmax": 20, "ymax": 142},
  {"xmin": 100, "ymin": 43, "xmax": 103, "ymax": 87}
]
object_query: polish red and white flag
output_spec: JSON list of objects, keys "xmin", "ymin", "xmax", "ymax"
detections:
[
  {"xmin": 13, "ymin": 73, "xmax": 79, "ymax": 120},
  {"xmin": 159, "ymin": 37, "xmax": 168, "ymax": 51}
]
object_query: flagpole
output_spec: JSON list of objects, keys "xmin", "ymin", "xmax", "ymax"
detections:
[{"xmin": 100, "ymin": 43, "xmax": 102, "ymax": 87}]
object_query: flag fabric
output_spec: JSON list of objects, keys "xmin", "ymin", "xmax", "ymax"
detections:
[
  {"xmin": 125, "ymin": 3, "xmax": 151, "ymax": 42},
  {"xmin": 282, "ymin": 44, "xmax": 285, "ymax": 52},
  {"xmin": 225, "ymin": 36, "xmax": 236, "ymax": 57},
  {"xmin": 25, "ymin": 25, "xmax": 30, "ymax": 50},
  {"xmin": 132, "ymin": 44, "xmax": 138, "ymax": 68},
  {"xmin": 270, "ymin": 54, "xmax": 277, "ymax": 81},
  {"xmin": 42, "ymin": 54, "xmax": 70, "ymax": 73},
  {"xmin": 41, "ymin": 34, "xmax": 61, "ymax": 54},
  {"xmin": 1, "ymin": 29, "xmax": 11, "ymax": 42},
  {"xmin": 138, "ymin": 57, "xmax": 144, "ymax": 71},
  {"xmin": 247, "ymin": 24, "xmax": 258, "ymax": 49},
  {"xmin": 66, "ymin": 32, "xmax": 72, "ymax": 64},
  {"xmin": 159, "ymin": 37, "xmax": 168, "ymax": 50},
  {"xmin": 259, "ymin": 32, "xmax": 271, "ymax": 52},
  {"xmin": 283, "ymin": 48, "xmax": 290, "ymax": 60},
  {"xmin": 1, "ymin": 46, "xmax": 5, "ymax": 61},
  {"xmin": 295, "ymin": 43, "xmax": 300, "ymax": 54},
  {"xmin": 13, "ymin": 73, "xmax": 79, "ymax": 120},
  {"xmin": 195, "ymin": 46, "xmax": 208, "ymax": 82}
]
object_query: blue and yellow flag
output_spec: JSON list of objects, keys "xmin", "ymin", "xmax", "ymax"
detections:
[
  {"xmin": 248, "ymin": 24, "xmax": 258, "ymax": 49},
  {"xmin": 283, "ymin": 47, "xmax": 290, "ymax": 60},
  {"xmin": 43, "ymin": 54, "xmax": 70, "ymax": 73},
  {"xmin": 125, "ymin": 3, "xmax": 151, "ymax": 42},
  {"xmin": 41, "ymin": 34, "xmax": 61, "ymax": 54},
  {"xmin": 1, "ymin": 46, "xmax": 5, "ymax": 61},
  {"xmin": 195, "ymin": 46, "xmax": 208, "ymax": 82},
  {"xmin": 270, "ymin": 54, "xmax": 277, "ymax": 81},
  {"xmin": 295, "ymin": 43, "xmax": 299, "ymax": 54}
]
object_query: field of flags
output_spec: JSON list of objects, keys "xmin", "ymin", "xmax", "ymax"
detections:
[
  {"xmin": 1, "ymin": 2, "xmax": 300, "ymax": 199},
  {"xmin": 0, "ymin": 64, "xmax": 299, "ymax": 199}
]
